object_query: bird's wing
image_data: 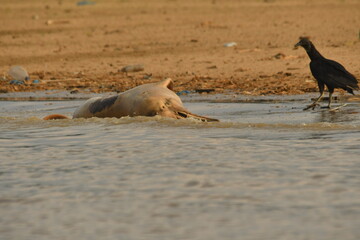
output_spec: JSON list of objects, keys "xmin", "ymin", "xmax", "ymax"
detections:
[{"xmin": 310, "ymin": 59, "xmax": 359, "ymax": 90}]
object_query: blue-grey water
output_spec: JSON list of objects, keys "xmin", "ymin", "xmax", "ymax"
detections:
[{"xmin": 1, "ymin": 93, "xmax": 360, "ymax": 240}]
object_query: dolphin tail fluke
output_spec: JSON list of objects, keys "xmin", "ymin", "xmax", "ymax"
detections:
[{"xmin": 43, "ymin": 114, "xmax": 70, "ymax": 120}]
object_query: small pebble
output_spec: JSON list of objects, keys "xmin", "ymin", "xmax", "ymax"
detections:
[
  {"xmin": 143, "ymin": 74, "xmax": 152, "ymax": 79},
  {"xmin": 195, "ymin": 89, "xmax": 215, "ymax": 93},
  {"xmin": 8, "ymin": 66, "xmax": 29, "ymax": 81},
  {"xmin": 223, "ymin": 42, "xmax": 237, "ymax": 47},
  {"xmin": 176, "ymin": 90, "xmax": 191, "ymax": 96},
  {"xmin": 9, "ymin": 80, "xmax": 24, "ymax": 85},
  {"xmin": 120, "ymin": 64, "xmax": 144, "ymax": 73},
  {"xmin": 77, "ymin": 1, "xmax": 96, "ymax": 6}
]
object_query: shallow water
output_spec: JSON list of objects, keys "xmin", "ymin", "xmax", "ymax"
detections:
[{"xmin": 1, "ymin": 93, "xmax": 360, "ymax": 240}]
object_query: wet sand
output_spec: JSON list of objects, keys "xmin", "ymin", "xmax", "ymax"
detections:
[{"xmin": 0, "ymin": 0, "xmax": 359, "ymax": 95}]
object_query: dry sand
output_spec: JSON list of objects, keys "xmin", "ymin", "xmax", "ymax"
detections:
[{"xmin": 0, "ymin": 0, "xmax": 359, "ymax": 95}]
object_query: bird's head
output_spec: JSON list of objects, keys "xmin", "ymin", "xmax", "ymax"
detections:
[{"xmin": 294, "ymin": 36, "xmax": 312, "ymax": 51}]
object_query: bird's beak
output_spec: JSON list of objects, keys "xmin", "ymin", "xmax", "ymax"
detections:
[{"xmin": 294, "ymin": 41, "xmax": 301, "ymax": 49}]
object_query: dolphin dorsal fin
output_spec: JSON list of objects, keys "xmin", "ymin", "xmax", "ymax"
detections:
[{"xmin": 157, "ymin": 78, "xmax": 174, "ymax": 91}]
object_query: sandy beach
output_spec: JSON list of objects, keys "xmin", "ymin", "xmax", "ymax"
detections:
[{"xmin": 0, "ymin": 0, "xmax": 359, "ymax": 95}]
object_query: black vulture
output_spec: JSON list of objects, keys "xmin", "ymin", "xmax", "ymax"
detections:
[{"xmin": 294, "ymin": 37, "xmax": 359, "ymax": 110}]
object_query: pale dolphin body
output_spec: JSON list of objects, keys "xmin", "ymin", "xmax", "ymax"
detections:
[{"xmin": 69, "ymin": 78, "xmax": 218, "ymax": 121}]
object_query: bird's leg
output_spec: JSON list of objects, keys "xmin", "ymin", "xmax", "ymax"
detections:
[
  {"xmin": 303, "ymin": 91, "xmax": 324, "ymax": 110},
  {"xmin": 326, "ymin": 92, "xmax": 333, "ymax": 109},
  {"xmin": 321, "ymin": 90, "xmax": 334, "ymax": 109},
  {"xmin": 327, "ymin": 91, "xmax": 347, "ymax": 111}
]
